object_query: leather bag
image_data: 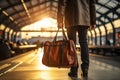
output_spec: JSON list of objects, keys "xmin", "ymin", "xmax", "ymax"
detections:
[{"xmin": 42, "ymin": 28, "xmax": 77, "ymax": 68}]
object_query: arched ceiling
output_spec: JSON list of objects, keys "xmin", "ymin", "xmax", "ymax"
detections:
[
  {"xmin": 0, "ymin": 0, "xmax": 120, "ymax": 31},
  {"xmin": 96, "ymin": 0, "xmax": 120, "ymax": 27}
]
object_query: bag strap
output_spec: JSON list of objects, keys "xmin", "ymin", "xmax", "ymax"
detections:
[
  {"xmin": 53, "ymin": 27, "xmax": 68, "ymax": 42},
  {"xmin": 62, "ymin": 27, "xmax": 68, "ymax": 40}
]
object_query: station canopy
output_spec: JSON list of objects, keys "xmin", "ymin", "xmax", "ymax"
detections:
[{"xmin": 0, "ymin": 0, "xmax": 120, "ymax": 31}]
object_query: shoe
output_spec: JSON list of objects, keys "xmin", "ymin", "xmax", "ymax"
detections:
[{"xmin": 68, "ymin": 72, "xmax": 78, "ymax": 77}]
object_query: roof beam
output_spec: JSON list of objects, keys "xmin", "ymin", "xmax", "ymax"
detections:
[
  {"xmin": 97, "ymin": 2, "xmax": 120, "ymax": 20},
  {"xmin": 0, "ymin": 0, "xmax": 30, "ymax": 11},
  {"xmin": 14, "ymin": 5, "xmax": 51, "ymax": 22},
  {"xmin": 21, "ymin": 0, "xmax": 31, "ymax": 19},
  {"xmin": 13, "ymin": 5, "xmax": 57, "ymax": 26},
  {"xmin": 14, "ymin": 10, "xmax": 56, "ymax": 30},
  {"xmin": 8, "ymin": 1, "xmax": 50, "ymax": 17}
]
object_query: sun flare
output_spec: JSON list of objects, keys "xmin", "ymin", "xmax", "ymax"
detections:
[
  {"xmin": 38, "ymin": 18, "xmax": 57, "ymax": 28},
  {"xmin": 21, "ymin": 17, "xmax": 58, "ymax": 38},
  {"xmin": 21, "ymin": 17, "xmax": 57, "ymax": 31}
]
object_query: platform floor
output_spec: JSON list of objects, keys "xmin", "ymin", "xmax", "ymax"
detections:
[{"xmin": 0, "ymin": 48, "xmax": 120, "ymax": 80}]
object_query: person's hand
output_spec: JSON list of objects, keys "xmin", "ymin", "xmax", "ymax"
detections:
[{"xmin": 90, "ymin": 25, "xmax": 95, "ymax": 30}]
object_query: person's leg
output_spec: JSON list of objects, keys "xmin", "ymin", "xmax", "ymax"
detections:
[
  {"xmin": 67, "ymin": 27, "xmax": 78, "ymax": 77},
  {"xmin": 77, "ymin": 26, "xmax": 89, "ymax": 79}
]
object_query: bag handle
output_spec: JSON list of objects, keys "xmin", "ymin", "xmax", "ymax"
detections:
[{"xmin": 53, "ymin": 27, "xmax": 68, "ymax": 42}]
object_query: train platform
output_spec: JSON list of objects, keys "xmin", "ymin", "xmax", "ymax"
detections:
[{"xmin": 0, "ymin": 48, "xmax": 120, "ymax": 80}]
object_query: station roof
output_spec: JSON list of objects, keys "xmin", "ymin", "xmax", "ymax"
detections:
[{"xmin": 0, "ymin": 0, "xmax": 120, "ymax": 31}]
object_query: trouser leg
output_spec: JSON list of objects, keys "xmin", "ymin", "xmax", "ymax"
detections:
[
  {"xmin": 67, "ymin": 27, "xmax": 78, "ymax": 74},
  {"xmin": 67, "ymin": 26, "xmax": 89, "ymax": 78},
  {"xmin": 77, "ymin": 26, "xmax": 89, "ymax": 77},
  {"xmin": 80, "ymin": 43, "xmax": 89, "ymax": 77}
]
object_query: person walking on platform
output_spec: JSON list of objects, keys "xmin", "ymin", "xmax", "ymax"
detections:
[{"xmin": 57, "ymin": 0, "xmax": 96, "ymax": 80}]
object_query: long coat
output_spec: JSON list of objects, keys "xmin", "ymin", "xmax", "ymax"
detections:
[{"xmin": 57, "ymin": 0, "xmax": 96, "ymax": 28}]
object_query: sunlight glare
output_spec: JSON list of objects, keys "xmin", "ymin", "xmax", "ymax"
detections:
[
  {"xmin": 38, "ymin": 18, "xmax": 57, "ymax": 28},
  {"xmin": 21, "ymin": 17, "xmax": 58, "ymax": 38},
  {"xmin": 21, "ymin": 17, "xmax": 57, "ymax": 30}
]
